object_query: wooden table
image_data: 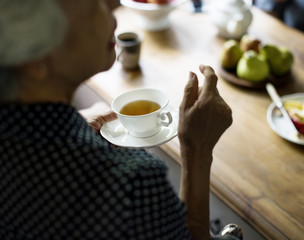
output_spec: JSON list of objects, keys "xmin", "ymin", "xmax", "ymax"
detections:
[{"xmin": 87, "ymin": 4, "xmax": 304, "ymax": 240}]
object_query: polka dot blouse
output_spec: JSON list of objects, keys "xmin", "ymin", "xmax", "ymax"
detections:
[{"xmin": 0, "ymin": 103, "xmax": 193, "ymax": 240}]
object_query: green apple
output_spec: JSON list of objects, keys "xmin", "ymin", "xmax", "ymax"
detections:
[
  {"xmin": 260, "ymin": 44, "xmax": 293, "ymax": 76},
  {"xmin": 220, "ymin": 40, "xmax": 243, "ymax": 70},
  {"xmin": 236, "ymin": 50, "xmax": 270, "ymax": 82}
]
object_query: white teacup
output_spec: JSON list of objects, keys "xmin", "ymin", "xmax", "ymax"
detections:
[{"xmin": 112, "ymin": 88, "xmax": 173, "ymax": 138}]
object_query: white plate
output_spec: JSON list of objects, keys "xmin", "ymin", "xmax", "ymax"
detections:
[
  {"xmin": 100, "ymin": 105, "xmax": 178, "ymax": 148},
  {"xmin": 267, "ymin": 93, "xmax": 304, "ymax": 145}
]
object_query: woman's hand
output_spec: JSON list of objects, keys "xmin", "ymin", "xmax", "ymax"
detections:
[
  {"xmin": 79, "ymin": 102, "xmax": 117, "ymax": 133},
  {"xmin": 87, "ymin": 112, "xmax": 117, "ymax": 133},
  {"xmin": 178, "ymin": 65, "xmax": 232, "ymax": 240},
  {"xmin": 178, "ymin": 65, "xmax": 232, "ymax": 162}
]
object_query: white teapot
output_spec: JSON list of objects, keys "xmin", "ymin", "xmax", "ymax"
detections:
[{"xmin": 205, "ymin": 0, "xmax": 253, "ymax": 39}]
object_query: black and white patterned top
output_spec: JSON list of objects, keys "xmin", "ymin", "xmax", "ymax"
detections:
[{"xmin": 0, "ymin": 103, "xmax": 193, "ymax": 240}]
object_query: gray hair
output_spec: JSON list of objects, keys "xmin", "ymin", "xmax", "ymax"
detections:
[{"xmin": 0, "ymin": 0, "xmax": 67, "ymax": 102}]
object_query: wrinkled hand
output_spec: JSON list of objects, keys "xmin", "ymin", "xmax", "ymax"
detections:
[
  {"xmin": 178, "ymin": 65, "xmax": 232, "ymax": 153},
  {"xmin": 79, "ymin": 102, "xmax": 118, "ymax": 133},
  {"xmin": 87, "ymin": 112, "xmax": 117, "ymax": 133}
]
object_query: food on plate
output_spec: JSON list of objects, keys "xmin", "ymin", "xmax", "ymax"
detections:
[
  {"xmin": 147, "ymin": 0, "xmax": 169, "ymax": 3},
  {"xmin": 220, "ymin": 39, "xmax": 243, "ymax": 70},
  {"xmin": 284, "ymin": 100, "xmax": 304, "ymax": 134},
  {"xmin": 132, "ymin": 0, "xmax": 171, "ymax": 3},
  {"xmin": 240, "ymin": 34, "xmax": 261, "ymax": 53},
  {"xmin": 236, "ymin": 50, "xmax": 269, "ymax": 82},
  {"xmin": 284, "ymin": 100, "xmax": 303, "ymax": 111},
  {"xmin": 260, "ymin": 44, "xmax": 294, "ymax": 76},
  {"xmin": 132, "ymin": 0, "xmax": 148, "ymax": 2}
]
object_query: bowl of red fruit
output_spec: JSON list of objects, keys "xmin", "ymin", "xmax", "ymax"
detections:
[{"xmin": 121, "ymin": 0, "xmax": 187, "ymax": 31}]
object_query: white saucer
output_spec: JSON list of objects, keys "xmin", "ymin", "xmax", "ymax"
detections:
[
  {"xmin": 267, "ymin": 93, "xmax": 304, "ymax": 145},
  {"xmin": 100, "ymin": 105, "xmax": 178, "ymax": 148}
]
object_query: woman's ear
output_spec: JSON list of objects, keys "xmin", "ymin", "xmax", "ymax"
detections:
[{"xmin": 19, "ymin": 59, "xmax": 49, "ymax": 81}]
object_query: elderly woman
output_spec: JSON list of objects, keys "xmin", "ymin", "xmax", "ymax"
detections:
[{"xmin": 0, "ymin": 0, "xmax": 232, "ymax": 239}]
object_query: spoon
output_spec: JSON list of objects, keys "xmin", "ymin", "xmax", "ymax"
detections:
[{"xmin": 265, "ymin": 83, "xmax": 299, "ymax": 135}]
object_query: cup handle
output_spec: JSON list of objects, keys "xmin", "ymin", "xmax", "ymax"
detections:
[
  {"xmin": 160, "ymin": 112, "xmax": 173, "ymax": 127},
  {"xmin": 117, "ymin": 48, "xmax": 125, "ymax": 62}
]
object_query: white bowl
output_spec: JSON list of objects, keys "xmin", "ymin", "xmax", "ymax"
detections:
[{"xmin": 120, "ymin": 0, "xmax": 188, "ymax": 31}]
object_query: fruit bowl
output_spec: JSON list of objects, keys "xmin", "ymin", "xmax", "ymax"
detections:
[
  {"xmin": 218, "ymin": 35, "xmax": 294, "ymax": 89},
  {"xmin": 120, "ymin": 0, "xmax": 187, "ymax": 31},
  {"xmin": 218, "ymin": 66, "xmax": 292, "ymax": 89}
]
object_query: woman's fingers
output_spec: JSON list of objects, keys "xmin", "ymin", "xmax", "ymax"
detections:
[
  {"xmin": 181, "ymin": 65, "xmax": 219, "ymax": 112},
  {"xmin": 180, "ymin": 71, "xmax": 199, "ymax": 110},
  {"xmin": 89, "ymin": 112, "xmax": 117, "ymax": 133},
  {"xmin": 199, "ymin": 65, "xmax": 218, "ymax": 96},
  {"xmin": 99, "ymin": 111, "xmax": 117, "ymax": 123}
]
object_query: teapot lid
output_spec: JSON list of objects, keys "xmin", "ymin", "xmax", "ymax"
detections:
[
  {"xmin": 224, "ymin": 0, "xmax": 250, "ymax": 6},
  {"xmin": 208, "ymin": 0, "xmax": 252, "ymax": 11}
]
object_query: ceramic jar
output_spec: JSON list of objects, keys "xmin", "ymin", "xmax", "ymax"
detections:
[{"xmin": 206, "ymin": 0, "xmax": 253, "ymax": 39}]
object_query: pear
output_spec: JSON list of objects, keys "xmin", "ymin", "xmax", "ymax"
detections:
[
  {"xmin": 240, "ymin": 34, "xmax": 261, "ymax": 53},
  {"xmin": 260, "ymin": 44, "xmax": 293, "ymax": 76},
  {"xmin": 220, "ymin": 40, "xmax": 243, "ymax": 70},
  {"xmin": 236, "ymin": 50, "xmax": 269, "ymax": 82}
]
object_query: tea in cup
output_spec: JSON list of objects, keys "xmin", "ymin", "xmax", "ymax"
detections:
[
  {"xmin": 116, "ymin": 32, "xmax": 141, "ymax": 70},
  {"xmin": 112, "ymin": 88, "xmax": 173, "ymax": 138}
]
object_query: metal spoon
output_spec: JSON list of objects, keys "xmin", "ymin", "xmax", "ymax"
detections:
[{"xmin": 265, "ymin": 83, "xmax": 299, "ymax": 135}]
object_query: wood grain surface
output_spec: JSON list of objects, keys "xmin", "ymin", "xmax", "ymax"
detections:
[{"xmin": 87, "ymin": 4, "xmax": 304, "ymax": 239}]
